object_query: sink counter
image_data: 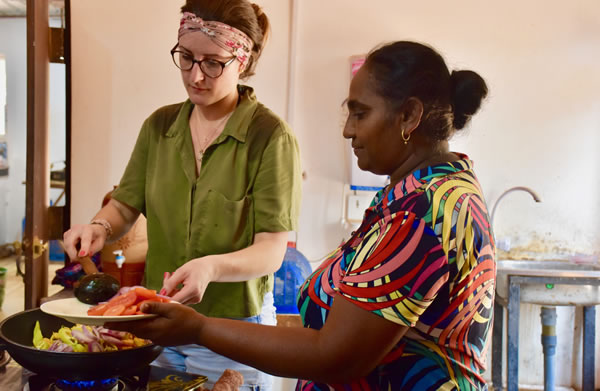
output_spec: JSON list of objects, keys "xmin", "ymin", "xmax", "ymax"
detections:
[
  {"xmin": 492, "ymin": 259, "xmax": 600, "ymax": 391},
  {"xmin": 495, "ymin": 260, "xmax": 600, "ymax": 306}
]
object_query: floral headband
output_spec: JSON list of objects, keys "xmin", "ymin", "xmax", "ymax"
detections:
[{"xmin": 178, "ymin": 12, "xmax": 254, "ymax": 68}]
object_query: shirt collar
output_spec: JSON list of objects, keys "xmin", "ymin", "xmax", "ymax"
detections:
[
  {"xmin": 375, "ymin": 154, "xmax": 474, "ymax": 208},
  {"xmin": 165, "ymin": 84, "xmax": 258, "ymax": 142}
]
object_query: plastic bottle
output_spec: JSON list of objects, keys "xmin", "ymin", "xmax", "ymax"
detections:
[{"xmin": 273, "ymin": 242, "xmax": 312, "ymax": 314}]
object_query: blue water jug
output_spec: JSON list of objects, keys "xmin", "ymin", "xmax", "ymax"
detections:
[{"xmin": 273, "ymin": 242, "xmax": 312, "ymax": 314}]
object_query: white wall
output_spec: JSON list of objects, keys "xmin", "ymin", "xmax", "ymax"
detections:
[
  {"xmin": 70, "ymin": 0, "xmax": 600, "ymax": 389},
  {"xmin": 70, "ymin": 2, "xmax": 182, "ymax": 220},
  {"xmin": 292, "ymin": 0, "xmax": 600, "ymax": 262}
]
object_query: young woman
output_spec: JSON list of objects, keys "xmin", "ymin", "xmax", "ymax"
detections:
[
  {"xmin": 64, "ymin": 1, "xmax": 301, "ymax": 389},
  {"xmin": 108, "ymin": 41, "xmax": 494, "ymax": 390}
]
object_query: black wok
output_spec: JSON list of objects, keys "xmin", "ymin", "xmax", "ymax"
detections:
[{"xmin": 0, "ymin": 308, "xmax": 163, "ymax": 380}]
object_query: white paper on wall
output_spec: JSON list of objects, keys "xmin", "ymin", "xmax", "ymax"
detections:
[{"xmin": 345, "ymin": 55, "xmax": 388, "ymax": 191}]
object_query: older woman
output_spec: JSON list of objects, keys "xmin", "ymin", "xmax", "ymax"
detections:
[{"xmin": 108, "ymin": 41, "xmax": 494, "ymax": 391}]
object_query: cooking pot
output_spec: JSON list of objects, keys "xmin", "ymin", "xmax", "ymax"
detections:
[{"xmin": 0, "ymin": 308, "xmax": 163, "ymax": 380}]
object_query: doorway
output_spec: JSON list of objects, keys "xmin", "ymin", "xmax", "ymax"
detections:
[{"xmin": 0, "ymin": 0, "xmax": 70, "ymax": 317}]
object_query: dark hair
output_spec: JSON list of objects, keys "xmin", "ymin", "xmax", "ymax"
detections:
[
  {"xmin": 364, "ymin": 41, "xmax": 488, "ymax": 141},
  {"xmin": 181, "ymin": 0, "xmax": 270, "ymax": 79}
]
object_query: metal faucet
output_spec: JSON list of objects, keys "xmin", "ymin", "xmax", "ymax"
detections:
[{"xmin": 490, "ymin": 186, "xmax": 542, "ymax": 227}]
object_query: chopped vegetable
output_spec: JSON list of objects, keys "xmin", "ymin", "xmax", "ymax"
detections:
[
  {"xmin": 33, "ymin": 321, "xmax": 51, "ymax": 350},
  {"xmin": 32, "ymin": 321, "xmax": 150, "ymax": 353},
  {"xmin": 87, "ymin": 285, "xmax": 171, "ymax": 316}
]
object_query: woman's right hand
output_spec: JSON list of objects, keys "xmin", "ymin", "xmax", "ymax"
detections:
[
  {"xmin": 104, "ymin": 301, "xmax": 205, "ymax": 347},
  {"xmin": 63, "ymin": 223, "xmax": 107, "ymax": 259}
]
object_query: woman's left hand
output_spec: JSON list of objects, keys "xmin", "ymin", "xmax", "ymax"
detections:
[
  {"xmin": 160, "ymin": 257, "xmax": 217, "ymax": 305},
  {"xmin": 159, "ymin": 232, "xmax": 288, "ymax": 305},
  {"xmin": 104, "ymin": 301, "xmax": 205, "ymax": 346}
]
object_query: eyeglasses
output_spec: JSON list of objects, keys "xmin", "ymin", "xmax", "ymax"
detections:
[{"xmin": 170, "ymin": 44, "xmax": 236, "ymax": 78}]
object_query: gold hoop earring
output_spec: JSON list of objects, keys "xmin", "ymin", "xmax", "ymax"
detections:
[{"xmin": 401, "ymin": 129, "xmax": 411, "ymax": 144}]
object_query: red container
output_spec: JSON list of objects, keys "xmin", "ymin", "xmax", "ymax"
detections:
[{"xmin": 101, "ymin": 260, "xmax": 145, "ymax": 287}]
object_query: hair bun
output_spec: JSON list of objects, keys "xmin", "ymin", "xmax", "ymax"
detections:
[
  {"xmin": 251, "ymin": 3, "xmax": 270, "ymax": 40},
  {"xmin": 450, "ymin": 70, "xmax": 488, "ymax": 130}
]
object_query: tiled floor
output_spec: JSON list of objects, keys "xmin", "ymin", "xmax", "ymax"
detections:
[{"xmin": 0, "ymin": 255, "xmax": 63, "ymax": 322}]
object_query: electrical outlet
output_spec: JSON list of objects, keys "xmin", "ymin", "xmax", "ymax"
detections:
[{"xmin": 346, "ymin": 194, "xmax": 373, "ymax": 223}]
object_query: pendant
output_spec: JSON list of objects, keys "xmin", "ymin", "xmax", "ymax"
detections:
[{"xmin": 197, "ymin": 150, "xmax": 204, "ymax": 162}]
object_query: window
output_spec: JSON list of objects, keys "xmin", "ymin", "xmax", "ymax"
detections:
[{"xmin": 0, "ymin": 54, "xmax": 5, "ymax": 136}]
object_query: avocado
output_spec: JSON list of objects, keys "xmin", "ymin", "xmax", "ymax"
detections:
[{"xmin": 75, "ymin": 273, "xmax": 120, "ymax": 304}]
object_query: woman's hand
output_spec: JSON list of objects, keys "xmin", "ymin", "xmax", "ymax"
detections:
[
  {"xmin": 161, "ymin": 257, "xmax": 217, "ymax": 305},
  {"xmin": 62, "ymin": 199, "xmax": 141, "ymax": 260},
  {"xmin": 63, "ymin": 223, "xmax": 107, "ymax": 259},
  {"xmin": 104, "ymin": 302, "xmax": 204, "ymax": 347}
]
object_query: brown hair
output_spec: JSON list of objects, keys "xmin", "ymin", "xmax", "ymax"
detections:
[{"xmin": 181, "ymin": 0, "xmax": 270, "ymax": 79}]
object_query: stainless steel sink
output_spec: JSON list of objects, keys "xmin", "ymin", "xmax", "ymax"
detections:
[{"xmin": 495, "ymin": 260, "xmax": 600, "ymax": 306}]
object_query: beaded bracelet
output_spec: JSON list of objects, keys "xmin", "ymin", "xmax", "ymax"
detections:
[{"xmin": 90, "ymin": 218, "xmax": 113, "ymax": 239}]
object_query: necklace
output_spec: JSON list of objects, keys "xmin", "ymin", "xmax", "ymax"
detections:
[{"xmin": 191, "ymin": 113, "xmax": 232, "ymax": 162}]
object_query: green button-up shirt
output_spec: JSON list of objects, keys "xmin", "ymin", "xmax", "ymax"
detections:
[{"xmin": 111, "ymin": 86, "xmax": 302, "ymax": 317}]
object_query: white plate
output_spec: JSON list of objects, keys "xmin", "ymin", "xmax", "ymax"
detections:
[{"xmin": 40, "ymin": 298, "xmax": 157, "ymax": 326}]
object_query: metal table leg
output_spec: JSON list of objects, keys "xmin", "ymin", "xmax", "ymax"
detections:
[
  {"xmin": 507, "ymin": 276, "xmax": 520, "ymax": 391},
  {"xmin": 497, "ymin": 275, "xmax": 599, "ymax": 391},
  {"xmin": 582, "ymin": 305, "xmax": 596, "ymax": 391},
  {"xmin": 492, "ymin": 300, "xmax": 504, "ymax": 390}
]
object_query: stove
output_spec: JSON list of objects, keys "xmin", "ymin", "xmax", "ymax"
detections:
[
  {"xmin": 0, "ymin": 359, "xmax": 207, "ymax": 391},
  {"xmin": 24, "ymin": 375, "xmax": 124, "ymax": 391},
  {"xmin": 23, "ymin": 368, "xmax": 146, "ymax": 391}
]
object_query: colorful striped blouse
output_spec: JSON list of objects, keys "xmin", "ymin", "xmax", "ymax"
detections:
[{"xmin": 296, "ymin": 157, "xmax": 495, "ymax": 391}]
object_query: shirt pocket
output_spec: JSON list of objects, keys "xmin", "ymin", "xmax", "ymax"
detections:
[{"xmin": 193, "ymin": 188, "xmax": 254, "ymax": 255}]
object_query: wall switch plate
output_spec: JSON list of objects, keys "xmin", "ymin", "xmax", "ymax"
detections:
[{"xmin": 346, "ymin": 194, "xmax": 373, "ymax": 223}]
